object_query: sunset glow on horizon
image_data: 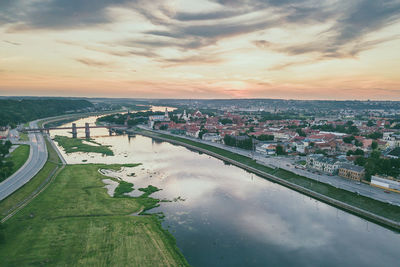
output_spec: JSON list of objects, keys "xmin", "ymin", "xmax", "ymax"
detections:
[{"xmin": 1, "ymin": 0, "xmax": 400, "ymax": 100}]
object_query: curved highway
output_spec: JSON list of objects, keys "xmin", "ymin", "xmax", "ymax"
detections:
[{"xmin": 0, "ymin": 120, "xmax": 48, "ymax": 201}]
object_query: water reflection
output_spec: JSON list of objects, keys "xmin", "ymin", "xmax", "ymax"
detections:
[{"xmin": 50, "ymin": 116, "xmax": 400, "ymax": 267}]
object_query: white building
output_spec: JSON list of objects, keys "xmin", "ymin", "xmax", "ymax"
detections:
[
  {"xmin": 202, "ymin": 133, "xmax": 222, "ymax": 143},
  {"xmin": 256, "ymin": 143, "xmax": 277, "ymax": 155},
  {"xmin": 371, "ymin": 175, "xmax": 400, "ymax": 192},
  {"xmin": 148, "ymin": 108, "xmax": 170, "ymax": 128}
]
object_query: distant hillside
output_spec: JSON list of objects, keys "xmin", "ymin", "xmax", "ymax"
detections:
[{"xmin": 0, "ymin": 99, "xmax": 93, "ymax": 127}]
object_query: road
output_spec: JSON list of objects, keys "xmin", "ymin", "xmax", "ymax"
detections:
[
  {"xmin": 139, "ymin": 126, "xmax": 400, "ymax": 206},
  {"xmin": 0, "ymin": 120, "xmax": 48, "ymax": 201}
]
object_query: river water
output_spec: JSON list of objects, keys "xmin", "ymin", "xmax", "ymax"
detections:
[{"xmin": 50, "ymin": 115, "xmax": 400, "ymax": 267}]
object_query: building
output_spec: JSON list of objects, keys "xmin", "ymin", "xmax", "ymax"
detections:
[
  {"xmin": 186, "ymin": 125, "xmax": 200, "ymax": 138},
  {"xmin": 338, "ymin": 163, "xmax": 365, "ymax": 181},
  {"xmin": 306, "ymin": 154, "xmax": 340, "ymax": 174},
  {"xmin": 371, "ymin": 175, "xmax": 400, "ymax": 192},
  {"xmin": 202, "ymin": 133, "xmax": 222, "ymax": 143},
  {"xmin": 148, "ymin": 108, "xmax": 170, "ymax": 128},
  {"xmin": 0, "ymin": 126, "xmax": 9, "ymax": 139},
  {"xmin": 256, "ymin": 143, "xmax": 277, "ymax": 155}
]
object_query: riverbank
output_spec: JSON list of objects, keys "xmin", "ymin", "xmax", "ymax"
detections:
[
  {"xmin": 134, "ymin": 128, "xmax": 400, "ymax": 231},
  {"xmin": 54, "ymin": 135, "xmax": 114, "ymax": 156},
  {"xmin": 0, "ymin": 164, "xmax": 189, "ymax": 266}
]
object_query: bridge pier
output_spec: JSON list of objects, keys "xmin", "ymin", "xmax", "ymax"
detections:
[
  {"xmin": 109, "ymin": 128, "xmax": 113, "ymax": 136},
  {"xmin": 72, "ymin": 123, "xmax": 77, "ymax": 138},
  {"xmin": 85, "ymin": 123, "xmax": 90, "ymax": 139}
]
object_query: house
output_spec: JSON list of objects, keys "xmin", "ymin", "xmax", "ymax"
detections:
[
  {"xmin": 256, "ymin": 143, "xmax": 277, "ymax": 155},
  {"xmin": 294, "ymin": 141, "xmax": 307, "ymax": 154},
  {"xmin": 338, "ymin": 163, "xmax": 365, "ymax": 181},
  {"xmin": 306, "ymin": 154, "xmax": 340, "ymax": 174},
  {"xmin": 186, "ymin": 125, "xmax": 200, "ymax": 138},
  {"xmin": 192, "ymin": 110, "xmax": 205, "ymax": 119}
]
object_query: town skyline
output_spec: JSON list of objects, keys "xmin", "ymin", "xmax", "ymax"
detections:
[{"xmin": 1, "ymin": 0, "xmax": 400, "ymax": 100}]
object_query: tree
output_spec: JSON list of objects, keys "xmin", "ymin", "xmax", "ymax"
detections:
[
  {"xmin": 257, "ymin": 134, "xmax": 274, "ymax": 141},
  {"xmin": 276, "ymin": 145, "xmax": 286, "ymax": 155},
  {"xmin": 159, "ymin": 124, "xmax": 168, "ymax": 130},
  {"xmin": 199, "ymin": 129, "xmax": 208, "ymax": 139},
  {"xmin": 347, "ymin": 149, "xmax": 364, "ymax": 156},
  {"xmin": 368, "ymin": 132, "xmax": 383, "ymax": 139},
  {"xmin": 367, "ymin": 120, "xmax": 375, "ymax": 127},
  {"xmin": 355, "ymin": 156, "xmax": 366, "ymax": 166},
  {"xmin": 296, "ymin": 128, "xmax": 306, "ymax": 137},
  {"xmin": 371, "ymin": 141, "xmax": 378, "ymax": 150},
  {"xmin": 371, "ymin": 150, "xmax": 381, "ymax": 159},
  {"xmin": 354, "ymin": 139, "xmax": 363, "ymax": 147},
  {"xmin": 219, "ymin": 118, "xmax": 233, "ymax": 125},
  {"xmin": 343, "ymin": 135, "xmax": 355, "ymax": 144}
]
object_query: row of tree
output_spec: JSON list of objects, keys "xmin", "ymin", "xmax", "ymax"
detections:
[
  {"xmin": 223, "ymin": 135, "xmax": 253, "ymax": 150},
  {"xmin": 0, "ymin": 140, "xmax": 13, "ymax": 182}
]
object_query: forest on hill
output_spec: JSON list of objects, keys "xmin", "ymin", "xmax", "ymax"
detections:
[{"xmin": 0, "ymin": 99, "xmax": 94, "ymax": 127}]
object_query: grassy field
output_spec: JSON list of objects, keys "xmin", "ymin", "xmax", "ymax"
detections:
[
  {"xmin": 142, "ymin": 130, "xmax": 400, "ymax": 223},
  {"xmin": 54, "ymin": 135, "xmax": 114, "ymax": 156},
  {"xmin": 0, "ymin": 139, "xmax": 60, "ymax": 218},
  {"xmin": 0, "ymin": 164, "xmax": 189, "ymax": 266}
]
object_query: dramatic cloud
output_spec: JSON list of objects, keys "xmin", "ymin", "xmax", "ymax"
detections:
[{"xmin": 0, "ymin": 0, "xmax": 399, "ymax": 99}]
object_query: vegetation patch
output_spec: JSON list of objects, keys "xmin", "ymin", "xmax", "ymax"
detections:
[
  {"xmin": 139, "ymin": 185, "xmax": 161, "ymax": 197},
  {"xmin": 0, "ymin": 163, "xmax": 189, "ymax": 266},
  {"xmin": 0, "ymin": 139, "xmax": 60, "ymax": 219},
  {"xmin": 114, "ymin": 181, "xmax": 134, "ymax": 198},
  {"xmin": 54, "ymin": 135, "xmax": 114, "ymax": 156}
]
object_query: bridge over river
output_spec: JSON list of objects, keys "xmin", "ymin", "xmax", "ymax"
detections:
[{"xmin": 24, "ymin": 123, "xmax": 127, "ymax": 138}]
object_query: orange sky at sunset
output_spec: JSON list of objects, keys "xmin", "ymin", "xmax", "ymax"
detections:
[{"xmin": 1, "ymin": 0, "xmax": 400, "ymax": 99}]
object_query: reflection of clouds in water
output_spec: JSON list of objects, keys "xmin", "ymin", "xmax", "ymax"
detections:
[
  {"xmin": 237, "ymin": 211, "xmax": 332, "ymax": 250},
  {"xmin": 102, "ymin": 165, "xmax": 219, "ymax": 204},
  {"xmin": 102, "ymin": 178, "xmax": 119, "ymax": 197}
]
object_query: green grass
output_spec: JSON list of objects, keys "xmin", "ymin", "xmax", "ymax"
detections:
[
  {"xmin": 143, "ymin": 129, "xmax": 400, "ymax": 223},
  {"xmin": 4, "ymin": 145, "xmax": 30, "ymax": 178},
  {"xmin": 54, "ymin": 135, "xmax": 114, "ymax": 156},
  {"xmin": 0, "ymin": 139, "xmax": 59, "ymax": 218},
  {"xmin": 139, "ymin": 185, "xmax": 162, "ymax": 197},
  {"xmin": 114, "ymin": 181, "xmax": 134, "ymax": 198},
  {"xmin": 0, "ymin": 164, "xmax": 189, "ymax": 266},
  {"xmin": 19, "ymin": 132, "xmax": 29, "ymax": 141}
]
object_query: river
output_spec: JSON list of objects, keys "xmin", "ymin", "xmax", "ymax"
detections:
[{"xmin": 50, "ymin": 115, "xmax": 400, "ymax": 267}]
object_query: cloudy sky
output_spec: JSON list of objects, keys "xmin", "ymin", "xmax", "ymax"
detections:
[{"xmin": 1, "ymin": 0, "xmax": 400, "ymax": 99}]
